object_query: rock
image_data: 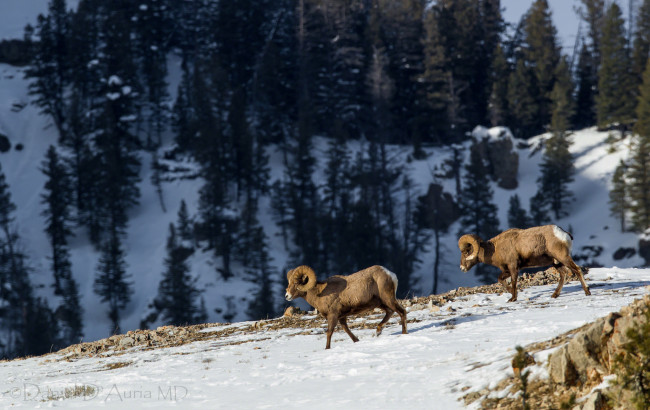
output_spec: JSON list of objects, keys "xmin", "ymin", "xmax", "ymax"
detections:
[
  {"xmin": 283, "ymin": 306, "xmax": 298, "ymax": 317},
  {"xmin": 549, "ymin": 345, "xmax": 577, "ymax": 385},
  {"xmin": 566, "ymin": 317, "xmax": 607, "ymax": 379},
  {"xmin": 612, "ymin": 247, "xmax": 636, "ymax": 260},
  {"xmin": 638, "ymin": 235, "xmax": 650, "ymax": 266},
  {"xmin": 0, "ymin": 134, "xmax": 10, "ymax": 153},
  {"xmin": 119, "ymin": 337, "xmax": 135, "ymax": 347},
  {"xmin": 575, "ymin": 390, "xmax": 606, "ymax": 410},
  {"xmin": 470, "ymin": 126, "xmax": 519, "ymax": 189}
]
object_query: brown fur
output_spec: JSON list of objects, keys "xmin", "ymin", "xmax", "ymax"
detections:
[
  {"xmin": 285, "ymin": 265, "xmax": 408, "ymax": 349},
  {"xmin": 458, "ymin": 225, "xmax": 591, "ymax": 302}
]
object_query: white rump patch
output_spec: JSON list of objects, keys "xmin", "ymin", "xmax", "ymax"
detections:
[
  {"xmin": 381, "ymin": 267, "xmax": 399, "ymax": 294},
  {"xmin": 553, "ymin": 225, "xmax": 572, "ymax": 248}
]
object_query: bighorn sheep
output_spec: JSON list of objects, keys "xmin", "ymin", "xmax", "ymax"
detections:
[
  {"xmin": 458, "ymin": 225, "xmax": 591, "ymax": 302},
  {"xmin": 285, "ymin": 265, "xmax": 408, "ymax": 349}
]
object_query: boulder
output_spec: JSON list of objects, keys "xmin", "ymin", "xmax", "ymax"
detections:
[
  {"xmin": 0, "ymin": 133, "xmax": 10, "ymax": 153},
  {"xmin": 470, "ymin": 126, "xmax": 519, "ymax": 189}
]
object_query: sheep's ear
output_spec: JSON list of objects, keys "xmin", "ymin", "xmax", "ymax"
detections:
[{"xmin": 299, "ymin": 274, "xmax": 309, "ymax": 285}]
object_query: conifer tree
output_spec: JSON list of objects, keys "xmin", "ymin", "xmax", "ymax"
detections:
[
  {"xmin": 155, "ymin": 224, "xmax": 203, "ymax": 326},
  {"xmin": 41, "ymin": 145, "xmax": 83, "ymax": 344},
  {"xmin": 529, "ymin": 191, "xmax": 551, "ymax": 226},
  {"xmin": 507, "ymin": 59, "xmax": 537, "ymax": 137},
  {"xmin": 25, "ymin": 0, "xmax": 71, "ymax": 138},
  {"xmin": 536, "ymin": 135, "xmax": 575, "ymax": 220},
  {"xmin": 632, "ymin": 0, "xmax": 650, "ymax": 90},
  {"xmin": 597, "ymin": 2, "xmax": 636, "ymax": 131},
  {"xmin": 94, "ymin": 229, "xmax": 132, "ymax": 334},
  {"xmin": 176, "ymin": 200, "xmax": 194, "ymax": 245},
  {"xmin": 522, "ymin": 0, "xmax": 561, "ymax": 134},
  {"xmin": 609, "ymin": 160, "xmax": 629, "ymax": 232},
  {"xmin": 421, "ymin": 6, "xmax": 450, "ymax": 143},
  {"xmin": 0, "ymin": 165, "xmax": 59, "ymax": 358},
  {"xmin": 458, "ymin": 148, "xmax": 500, "ymax": 283},
  {"xmin": 574, "ymin": 42, "xmax": 598, "ymax": 128},
  {"xmin": 628, "ymin": 59, "xmax": 650, "ymax": 231},
  {"xmin": 489, "ymin": 43, "xmax": 510, "ymax": 127},
  {"xmin": 507, "ymin": 194, "xmax": 532, "ymax": 229}
]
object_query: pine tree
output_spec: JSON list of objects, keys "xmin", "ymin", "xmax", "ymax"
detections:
[
  {"xmin": 25, "ymin": 0, "xmax": 71, "ymax": 138},
  {"xmin": 40, "ymin": 145, "xmax": 83, "ymax": 345},
  {"xmin": 597, "ymin": 2, "xmax": 636, "ymax": 131},
  {"xmin": 574, "ymin": 42, "xmax": 598, "ymax": 128},
  {"xmin": 416, "ymin": 182, "xmax": 456, "ymax": 294},
  {"xmin": 458, "ymin": 148, "xmax": 500, "ymax": 283},
  {"xmin": 536, "ymin": 133, "xmax": 575, "ymax": 220},
  {"xmin": 489, "ymin": 43, "xmax": 510, "ymax": 127},
  {"xmin": 529, "ymin": 191, "xmax": 551, "ymax": 225},
  {"xmin": 522, "ymin": 0, "xmax": 561, "ymax": 134},
  {"xmin": 628, "ymin": 59, "xmax": 650, "ymax": 231},
  {"xmin": 550, "ymin": 57, "xmax": 575, "ymax": 133},
  {"xmin": 632, "ymin": 0, "xmax": 650, "ymax": 91},
  {"xmin": 579, "ymin": 0, "xmax": 605, "ymax": 64},
  {"xmin": 508, "ymin": 194, "xmax": 532, "ymax": 229},
  {"xmin": 609, "ymin": 160, "xmax": 629, "ymax": 232},
  {"xmin": 154, "ymin": 224, "xmax": 203, "ymax": 326},
  {"xmin": 176, "ymin": 199, "xmax": 194, "ymax": 245},
  {"xmin": 93, "ymin": 229, "xmax": 132, "ymax": 334},
  {"xmin": 0, "ymin": 165, "xmax": 60, "ymax": 358},
  {"xmin": 421, "ymin": 6, "xmax": 451, "ymax": 143},
  {"xmin": 507, "ymin": 59, "xmax": 538, "ymax": 137}
]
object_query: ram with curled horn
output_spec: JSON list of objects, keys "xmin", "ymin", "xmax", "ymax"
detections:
[
  {"xmin": 285, "ymin": 265, "xmax": 407, "ymax": 349},
  {"xmin": 458, "ymin": 225, "xmax": 591, "ymax": 302}
]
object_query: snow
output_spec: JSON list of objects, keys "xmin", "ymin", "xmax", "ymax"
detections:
[
  {"xmin": 0, "ymin": 0, "xmax": 79, "ymax": 41},
  {"xmin": 0, "ymin": 268, "xmax": 648, "ymax": 408}
]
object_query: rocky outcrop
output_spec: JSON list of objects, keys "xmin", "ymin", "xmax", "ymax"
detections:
[
  {"xmin": 471, "ymin": 126, "xmax": 519, "ymax": 189},
  {"xmin": 547, "ymin": 294, "xmax": 650, "ymax": 409}
]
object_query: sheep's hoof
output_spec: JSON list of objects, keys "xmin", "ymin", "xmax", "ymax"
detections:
[
  {"xmin": 584, "ymin": 289, "xmax": 592, "ymax": 296},
  {"xmin": 507, "ymin": 297, "xmax": 517, "ymax": 303},
  {"xmin": 376, "ymin": 327, "xmax": 383, "ymax": 336},
  {"xmin": 352, "ymin": 338, "xmax": 359, "ymax": 343},
  {"xmin": 551, "ymin": 292, "xmax": 560, "ymax": 298}
]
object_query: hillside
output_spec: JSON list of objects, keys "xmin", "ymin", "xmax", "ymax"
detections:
[
  {"xmin": 0, "ymin": 267, "xmax": 648, "ymax": 408},
  {"xmin": 0, "ymin": 54, "xmax": 645, "ymax": 344}
]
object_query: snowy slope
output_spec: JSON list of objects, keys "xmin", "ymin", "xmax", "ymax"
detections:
[
  {"xmin": 0, "ymin": 268, "xmax": 648, "ymax": 408},
  {"xmin": 0, "ymin": 55, "xmax": 646, "ymax": 343}
]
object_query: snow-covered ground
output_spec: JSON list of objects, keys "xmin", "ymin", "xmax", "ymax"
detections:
[{"xmin": 0, "ymin": 268, "xmax": 648, "ymax": 408}]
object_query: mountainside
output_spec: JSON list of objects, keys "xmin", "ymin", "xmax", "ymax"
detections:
[
  {"xmin": 0, "ymin": 267, "xmax": 648, "ymax": 409},
  {"xmin": 0, "ymin": 55, "xmax": 646, "ymax": 344}
]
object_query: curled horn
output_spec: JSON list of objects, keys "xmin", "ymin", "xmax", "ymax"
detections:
[
  {"xmin": 458, "ymin": 234, "xmax": 480, "ymax": 261},
  {"xmin": 290, "ymin": 265, "xmax": 317, "ymax": 291}
]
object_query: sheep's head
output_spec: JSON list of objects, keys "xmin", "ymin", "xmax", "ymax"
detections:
[
  {"xmin": 285, "ymin": 265, "xmax": 317, "ymax": 301},
  {"xmin": 458, "ymin": 234, "xmax": 482, "ymax": 272}
]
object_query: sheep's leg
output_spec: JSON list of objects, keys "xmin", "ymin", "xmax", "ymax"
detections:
[
  {"xmin": 507, "ymin": 265, "xmax": 518, "ymax": 302},
  {"xmin": 325, "ymin": 314, "xmax": 338, "ymax": 349},
  {"xmin": 551, "ymin": 265, "xmax": 566, "ymax": 298},
  {"xmin": 376, "ymin": 308, "xmax": 394, "ymax": 336},
  {"xmin": 393, "ymin": 302, "xmax": 408, "ymax": 334},
  {"xmin": 497, "ymin": 270, "xmax": 510, "ymax": 293},
  {"xmin": 338, "ymin": 317, "xmax": 359, "ymax": 343},
  {"xmin": 564, "ymin": 258, "xmax": 591, "ymax": 296}
]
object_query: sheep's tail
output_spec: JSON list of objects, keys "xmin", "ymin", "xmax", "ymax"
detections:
[{"xmin": 381, "ymin": 267, "xmax": 399, "ymax": 295}]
